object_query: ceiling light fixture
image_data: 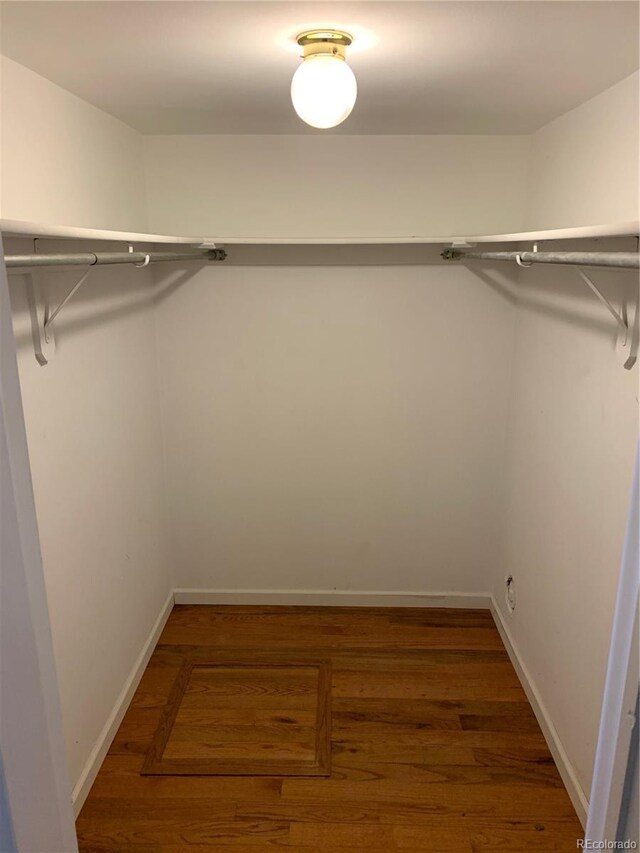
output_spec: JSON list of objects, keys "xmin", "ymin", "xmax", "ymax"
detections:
[{"xmin": 291, "ymin": 30, "xmax": 357, "ymax": 129}]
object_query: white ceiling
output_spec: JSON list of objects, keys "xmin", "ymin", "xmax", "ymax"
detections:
[{"xmin": 1, "ymin": 1, "xmax": 638, "ymax": 135}]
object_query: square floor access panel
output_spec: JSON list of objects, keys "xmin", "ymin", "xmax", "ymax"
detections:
[{"xmin": 142, "ymin": 650, "xmax": 332, "ymax": 776}]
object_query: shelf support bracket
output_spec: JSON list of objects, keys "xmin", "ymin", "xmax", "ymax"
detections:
[
  {"xmin": 44, "ymin": 266, "xmax": 93, "ymax": 338},
  {"xmin": 25, "ymin": 273, "xmax": 54, "ymax": 366},
  {"xmin": 576, "ymin": 267, "xmax": 637, "ymax": 370},
  {"xmin": 576, "ymin": 267, "xmax": 627, "ymax": 334},
  {"xmin": 25, "ymin": 265, "xmax": 94, "ymax": 366}
]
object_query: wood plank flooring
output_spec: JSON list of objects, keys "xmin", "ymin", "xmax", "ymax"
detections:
[{"xmin": 76, "ymin": 606, "xmax": 584, "ymax": 851}]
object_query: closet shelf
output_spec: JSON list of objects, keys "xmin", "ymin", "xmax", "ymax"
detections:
[{"xmin": 1, "ymin": 218, "xmax": 638, "ymax": 247}]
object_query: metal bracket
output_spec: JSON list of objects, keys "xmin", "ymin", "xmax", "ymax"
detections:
[
  {"xmin": 576, "ymin": 267, "xmax": 637, "ymax": 370},
  {"xmin": 128, "ymin": 244, "xmax": 150, "ymax": 267},
  {"xmin": 25, "ymin": 273, "xmax": 55, "ymax": 366},
  {"xmin": 442, "ymin": 241, "xmax": 476, "ymax": 259},
  {"xmin": 43, "ymin": 267, "xmax": 93, "ymax": 339},
  {"xmin": 515, "ymin": 242, "xmax": 539, "ymax": 267},
  {"xmin": 25, "ymin": 266, "xmax": 94, "ymax": 366}
]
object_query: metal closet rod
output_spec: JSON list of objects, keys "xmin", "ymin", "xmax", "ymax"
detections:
[
  {"xmin": 4, "ymin": 248, "xmax": 227, "ymax": 269},
  {"xmin": 441, "ymin": 249, "xmax": 639, "ymax": 269},
  {"xmin": 5, "ymin": 247, "xmax": 638, "ymax": 270}
]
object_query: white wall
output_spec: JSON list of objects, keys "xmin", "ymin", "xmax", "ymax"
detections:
[
  {"xmin": 143, "ymin": 74, "xmax": 639, "ymax": 242},
  {"xmin": 527, "ymin": 72, "xmax": 639, "ymax": 231},
  {"xmin": 153, "ymin": 254, "xmax": 516, "ymax": 593},
  {"xmin": 0, "ymin": 57, "xmax": 147, "ymax": 232},
  {"xmin": 3, "ymin": 55, "xmax": 636, "ymax": 240},
  {"xmin": 144, "ymin": 134, "xmax": 530, "ymax": 238},
  {"xmin": 494, "ymin": 247, "xmax": 638, "ymax": 803},
  {"xmin": 7, "ymin": 240, "xmax": 170, "ymax": 792}
]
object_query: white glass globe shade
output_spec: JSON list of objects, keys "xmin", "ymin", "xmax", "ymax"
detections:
[{"xmin": 291, "ymin": 55, "xmax": 357, "ymax": 129}]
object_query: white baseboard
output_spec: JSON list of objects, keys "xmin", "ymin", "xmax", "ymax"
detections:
[
  {"xmin": 173, "ymin": 588, "xmax": 493, "ymax": 608},
  {"xmin": 490, "ymin": 596, "xmax": 589, "ymax": 828},
  {"xmin": 71, "ymin": 590, "xmax": 174, "ymax": 816}
]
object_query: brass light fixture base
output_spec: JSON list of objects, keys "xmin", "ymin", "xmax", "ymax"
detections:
[{"xmin": 296, "ymin": 30, "xmax": 353, "ymax": 61}]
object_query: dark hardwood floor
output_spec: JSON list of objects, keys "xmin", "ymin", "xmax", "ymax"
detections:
[{"xmin": 76, "ymin": 605, "xmax": 583, "ymax": 851}]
